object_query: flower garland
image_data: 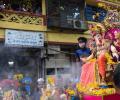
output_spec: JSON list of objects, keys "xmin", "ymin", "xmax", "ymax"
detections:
[
  {"xmin": 105, "ymin": 52, "xmax": 117, "ymax": 65},
  {"xmin": 66, "ymin": 88, "xmax": 75, "ymax": 96},
  {"xmin": 76, "ymin": 83, "xmax": 116, "ymax": 96},
  {"xmin": 47, "ymin": 76, "xmax": 55, "ymax": 86},
  {"xmin": 88, "ymin": 88, "xmax": 116, "ymax": 96}
]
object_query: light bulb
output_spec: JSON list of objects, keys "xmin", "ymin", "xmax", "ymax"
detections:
[{"xmin": 8, "ymin": 60, "xmax": 14, "ymax": 66}]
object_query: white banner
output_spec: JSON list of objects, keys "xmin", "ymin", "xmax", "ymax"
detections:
[{"xmin": 5, "ymin": 29, "xmax": 44, "ymax": 48}]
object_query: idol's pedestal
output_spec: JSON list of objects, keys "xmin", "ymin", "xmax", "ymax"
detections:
[{"xmin": 83, "ymin": 94, "xmax": 120, "ymax": 100}]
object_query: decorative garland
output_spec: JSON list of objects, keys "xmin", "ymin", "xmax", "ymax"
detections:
[{"xmin": 96, "ymin": 0, "xmax": 120, "ymax": 10}]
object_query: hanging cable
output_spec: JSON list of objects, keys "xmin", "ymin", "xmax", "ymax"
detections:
[{"xmin": 44, "ymin": 47, "xmax": 75, "ymax": 55}]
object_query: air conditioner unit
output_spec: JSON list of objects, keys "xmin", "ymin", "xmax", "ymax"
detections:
[{"xmin": 73, "ymin": 20, "xmax": 88, "ymax": 30}]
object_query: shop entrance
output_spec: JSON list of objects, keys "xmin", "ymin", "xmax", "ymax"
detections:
[{"xmin": 0, "ymin": 44, "xmax": 43, "ymax": 99}]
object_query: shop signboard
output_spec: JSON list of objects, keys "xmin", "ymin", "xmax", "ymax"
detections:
[{"xmin": 5, "ymin": 29, "xmax": 44, "ymax": 48}]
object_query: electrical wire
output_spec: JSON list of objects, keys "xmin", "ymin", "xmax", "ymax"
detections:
[{"xmin": 45, "ymin": 47, "xmax": 75, "ymax": 55}]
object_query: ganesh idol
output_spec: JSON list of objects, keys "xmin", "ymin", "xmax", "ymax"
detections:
[{"xmin": 79, "ymin": 25, "xmax": 113, "ymax": 91}]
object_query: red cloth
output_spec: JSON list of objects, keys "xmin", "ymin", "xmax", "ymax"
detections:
[
  {"xmin": 80, "ymin": 60, "xmax": 96, "ymax": 87},
  {"xmin": 98, "ymin": 53, "xmax": 107, "ymax": 78}
]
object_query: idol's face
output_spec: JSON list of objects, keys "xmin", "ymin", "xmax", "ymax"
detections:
[
  {"xmin": 108, "ymin": 33, "xmax": 113, "ymax": 40},
  {"xmin": 94, "ymin": 33, "xmax": 102, "ymax": 45}
]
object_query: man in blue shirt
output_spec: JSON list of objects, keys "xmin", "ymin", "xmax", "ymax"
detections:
[
  {"xmin": 75, "ymin": 37, "xmax": 91, "ymax": 60},
  {"xmin": 74, "ymin": 37, "xmax": 91, "ymax": 80}
]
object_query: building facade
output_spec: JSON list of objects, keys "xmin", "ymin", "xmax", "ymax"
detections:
[{"xmin": 0, "ymin": 0, "xmax": 117, "ymax": 85}]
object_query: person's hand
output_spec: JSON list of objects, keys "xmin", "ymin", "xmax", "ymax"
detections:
[{"xmin": 80, "ymin": 57, "xmax": 86, "ymax": 62}]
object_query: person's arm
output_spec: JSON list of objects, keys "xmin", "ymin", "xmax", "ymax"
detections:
[{"xmin": 80, "ymin": 53, "xmax": 94, "ymax": 63}]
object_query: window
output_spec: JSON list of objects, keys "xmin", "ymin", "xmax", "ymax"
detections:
[
  {"xmin": 47, "ymin": 0, "xmax": 85, "ymax": 20},
  {"xmin": 46, "ymin": 68, "xmax": 55, "ymax": 75},
  {"xmin": 57, "ymin": 68, "xmax": 70, "ymax": 74},
  {"xmin": 46, "ymin": 0, "xmax": 87, "ymax": 30},
  {"xmin": 60, "ymin": 0, "xmax": 85, "ymax": 20}
]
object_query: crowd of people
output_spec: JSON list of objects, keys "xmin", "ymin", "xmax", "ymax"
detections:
[
  {"xmin": 32, "ymin": 78, "xmax": 81, "ymax": 100},
  {"xmin": 0, "ymin": 0, "xmax": 42, "ymax": 15}
]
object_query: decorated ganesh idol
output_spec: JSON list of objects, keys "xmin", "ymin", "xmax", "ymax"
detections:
[
  {"xmin": 77, "ymin": 9, "xmax": 120, "ymax": 96},
  {"xmin": 80, "ymin": 25, "xmax": 110, "ymax": 88},
  {"xmin": 79, "ymin": 25, "xmax": 118, "ymax": 91},
  {"xmin": 77, "ymin": 25, "xmax": 117, "ymax": 96}
]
